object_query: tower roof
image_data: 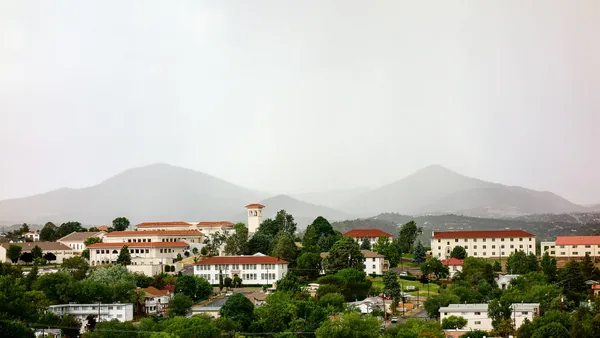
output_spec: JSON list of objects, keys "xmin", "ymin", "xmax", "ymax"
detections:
[{"xmin": 245, "ymin": 203, "xmax": 265, "ymax": 209}]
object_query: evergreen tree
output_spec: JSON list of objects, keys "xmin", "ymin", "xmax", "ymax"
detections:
[
  {"xmin": 541, "ymin": 252, "xmax": 557, "ymax": 282},
  {"xmin": 322, "ymin": 237, "xmax": 365, "ymax": 274},
  {"xmin": 413, "ymin": 241, "xmax": 426, "ymax": 265},
  {"xmin": 31, "ymin": 245, "xmax": 43, "ymax": 259},
  {"xmin": 116, "ymin": 245, "xmax": 132, "ymax": 265},
  {"xmin": 360, "ymin": 239, "xmax": 371, "ymax": 250}
]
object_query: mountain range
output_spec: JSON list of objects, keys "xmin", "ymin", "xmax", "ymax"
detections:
[{"xmin": 0, "ymin": 163, "xmax": 594, "ymax": 227}]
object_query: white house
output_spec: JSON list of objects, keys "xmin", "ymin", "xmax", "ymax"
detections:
[
  {"xmin": 431, "ymin": 230, "xmax": 536, "ymax": 260},
  {"xmin": 343, "ymin": 229, "xmax": 393, "ymax": 246},
  {"xmin": 139, "ymin": 286, "xmax": 171, "ymax": 316},
  {"xmin": 87, "ymin": 241, "xmax": 189, "ymax": 272},
  {"xmin": 496, "ymin": 274, "xmax": 520, "ymax": 290},
  {"xmin": 49, "ymin": 303, "xmax": 133, "ymax": 329},
  {"xmin": 439, "ymin": 303, "xmax": 539, "ymax": 331},
  {"xmin": 0, "ymin": 242, "xmax": 74, "ymax": 263},
  {"xmin": 22, "ymin": 232, "xmax": 40, "ymax": 241},
  {"xmin": 194, "ymin": 253, "xmax": 288, "ymax": 285},
  {"xmin": 57, "ymin": 231, "xmax": 106, "ymax": 253},
  {"xmin": 551, "ymin": 236, "xmax": 600, "ymax": 258},
  {"xmin": 441, "ymin": 258, "xmax": 464, "ymax": 278}
]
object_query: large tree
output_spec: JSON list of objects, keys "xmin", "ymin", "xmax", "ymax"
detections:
[
  {"xmin": 219, "ymin": 293, "xmax": 255, "ymax": 329},
  {"xmin": 31, "ymin": 245, "xmax": 43, "ymax": 259},
  {"xmin": 249, "ymin": 210, "xmax": 298, "ymax": 255},
  {"xmin": 322, "ymin": 237, "xmax": 365, "ymax": 274},
  {"xmin": 442, "ymin": 315, "xmax": 468, "ymax": 329},
  {"xmin": 20, "ymin": 252, "xmax": 33, "ymax": 265},
  {"xmin": 315, "ymin": 311, "xmax": 380, "ymax": 338},
  {"xmin": 84, "ymin": 236, "xmax": 103, "ymax": 246},
  {"xmin": 451, "ymin": 246, "xmax": 467, "ymax": 259},
  {"xmin": 302, "ymin": 216, "xmax": 337, "ymax": 252},
  {"xmin": 413, "ymin": 241, "xmax": 426, "ymax": 265},
  {"xmin": 55, "ymin": 221, "xmax": 86, "ymax": 239},
  {"xmin": 398, "ymin": 220, "xmax": 422, "ymax": 253},
  {"xmin": 224, "ymin": 223, "xmax": 249, "ymax": 255},
  {"xmin": 296, "ymin": 252, "xmax": 322, "ymax": 279},
  {"xmin": 359, "ymin": 239, "xmax": 371, "ymax": 250},
  {"xmin": 271, "ymin": 232, "xmax": 298, "ymax": 264},
  {"xmin": 116, "ymin": 245, "xmax": 132, "ymax": 265},
  {"xmin": 317, "ymin": 268, "xmax": 372, "ymax": 301},
  {"xmin": 382, "ymin": 270, "xmax": 401, "ymax": 300},
  {"xmin": 168, "ymin": 294, "xmax": 193, "ymax": 317},
  {"xmin": 7, "ymin": 245, "xmax": 22, "ymax": 263},
  {"xmin": 175, "ymin": 275, "xmax": 212, "ymax": 301},
  {"xmin": 39, "ymin": 222, "xmax": 58, "ymax": 241},
  {"xmin": 112, "ymin": 217, "xmax": 130, "ymax": 232},
  {"xmin": 422, "ymin": 257, "xmax": 449, "ymax": 280},
  {"xmin": 61, "ymin": 256, "xmax": 90, "ymax": 280}
]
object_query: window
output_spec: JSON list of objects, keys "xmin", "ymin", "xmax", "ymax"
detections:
[
  {"xmin": 501, "ymin": 245, "xmax": 505, "ymax": 249},
  {"xmin": 444, "ymin": 313, "xmax": 448, "ymax": 316},
  {"xmin": 510, "ymin": 238, "xmax": 514, "ymax": 242},
  {"xmin": 483, "ymin": 245, "xmax": 486, "ymax": 249},
  {"xmin": 474, "ymin": 245, "xmax": 477, "ymax": 249},
  {"xmin": 522, "ymin": 312, "xmax": 528, "ymax": 315},
  {"xmin": 529, "ymin": 238, "xmax": 532, "ymax": 241},
  {"xmin": 473, "ymin": 239, "xmax": 477, "ymax": 242},
  {"xmin": 586, "ymin": 252, "xmax": 591, "ymax": 255},
  {"xmin": 510, "ymin": 245, "xmax": 514, "ymax": 249},
  {"xmin": 455, "ymin": 239, "xmax": 459, "ymax": 242},
  {"xmin": 560, "ymin": 252, "xmax": 566, "ymax": 255},
  {"xmin": 519, "ymin": 245, "xmax": 523, "ymax": 249},
  {"xmin": 465, "ymin": 246, "xmax": 468, "ymax": 249},
  {"xmin": 572, "ymin": 245, "xmax": 577, "ymax": 248},
  {"xmin": 529, "ymin": 245, "xmax": 532, "ymax": 248},
  {"xmin": 492, "ymin": 245, "xmax": 496, "ymax": 249},
  {"xmin": 585, "ymin": 245, "xmax": 591, "ymax": 248},
  {"xmin": 474, "ymin": 321, "xmax": 481, "ymax": 325},
  {"xmin": 482, "ymin": 239, "xmax": 486, "ymax": 242},
  {"xmin": 438, "ymin": 246, "xmax": 441, "ymax": 250},
  {"xmin": 573, "ymin": 252, "xmax": 579, "ymax": 255},
  {"xmin": 483, "ymin": 252, "xmax": 487, "ymax": 256},
  {"xmin": 438, "ymin": 239, "xmax": 441, "ymax": 243},
  {"xmin": 447, "ymin": 242, "xmax": 450, "ymax": 245},
  {"xmin": 474, "ymin": 312, "xmax": 481, "ymax": 315},
  {"xmin": 501, "ymin": 238, "xmax": 505, "ymax": 242},
  {"xmin": 372, "ymin": 258, "xmax": 376, "ymax": 262},
  {"xmin": 519, "ymin": 238, "xmax": 523, "ymax": 241},
  {"xmin": 473, "ymin": 252, "xmax": 477, "ymax": 256},
  {"xmin": 372, "ymin": 265, "xmax": 376, "ymax": 269},
  {"xmin": 492, "ymin": 238, "xmax": 495, "ymax": 242},
  {"xmin": 501, "ymin": 252, "xmax": 505, "ymax": 255}
]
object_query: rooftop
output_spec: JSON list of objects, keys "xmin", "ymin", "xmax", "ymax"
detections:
[
  {"xmin": 139, "ymin": 286, "xmax": 170, "ymax": 297},
  {"xmin": 136, "ymin": 221, "xmax": 192, "ymax": 228},
  {"xmin": 106, "ymin": 230, "xmax": 202, "ymax": 237},
  {"xmin": 512, "ymin": 303, "xmax": 540, "ymax": 311},
  {"xmin": 58, "ymin": 231, "xmax": 105, "ymax": 242},
  {"xmin": 555, "ymin": 236, "xmax": 600, "ymax": 246},
  {"xmin": 343, "ymin": 229, "xmax": 393, "ymax": 238},
  {"xmin": 441, "ymin": 258, "xmax": 464, "ymax": 266},
  {"xmin": 245, "ymin": 203, "xmax": 265, "ymax": 209},
  {"xmin": 432, "ymin": 230, "xmax": 535, "ymax": 239},
  {"xmin": 439, "ymin": 304, "xmax": 489, "ymax": 312},
  {"xmin": 87, "ymin": 242, "xmax": 189, "ymax": 248},
  {"xmin": 194, "ymin": 255, "xmax": 288, "ymax": 265},
  {"xmin": 0, "ymin": 241, "xmax": 72, "ymax": 251},
  {"xmin": 196, "ymin": 221, "xmax": 235, "ymax": 227}
]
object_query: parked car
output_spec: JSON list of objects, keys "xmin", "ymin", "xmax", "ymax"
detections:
[
  {"xmin": 399, "ymin": 271, "xmax": 408, "ymax": 277},
  {"xmin": 405, "ymin": 285, "xmax": 415, "ymax": 291},
  {"xmin": 225, "ymin": 291, "xmax": 233, "ymax": 297},
  {"xmin": 391, "ymin": 316, "xmax": 398, "ymax": 323}
]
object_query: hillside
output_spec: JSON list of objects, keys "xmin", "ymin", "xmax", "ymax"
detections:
[
  {"xmin": 341, "ymin": 165, "xmax": 586, "ymax": 217},
  {"xmin": 0, "ymin": 164, "xmax": 266, "ymax": 225}
]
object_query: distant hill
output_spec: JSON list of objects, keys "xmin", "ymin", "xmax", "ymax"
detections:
[
  {"xmin": 233, "ymin": 194, "xmax": 352, "ymax": 230},
  {"xmin": 292, "ymin": 188, "xmax": 371, "ymax": 210},
  {"xmin": 0, "ymin": 163, "xmax": 266, "ymax": 225},
  {"xmin": 341, "ymin": 165, "xmax": 586, "ymax": 217}
]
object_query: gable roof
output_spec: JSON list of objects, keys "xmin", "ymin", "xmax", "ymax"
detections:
[
  {"xmin": 555, "ymin": 236, "xmax": 600, "ymax": 246},
  {"xmin": 361, "ymin": 250, "xmax": 385, "ymax": 258},
  {"xmin": 139, "ymin": 286, "xmax": 169, "ymax": 297},
  {"xmin": 194, "ymin": 255, "xmax": 287, "ymax": 265},
  {"xmin": 441, "ymin": 258, "xmax": 464, "ymax": 266},
  {"xmin": 432, "ymin": 230, "xmax": 535, "ymax": 239},
  {"xmin": 106, "ymin": 230, "xmax": 202, "ymax": 237},
  {"xmin": 58, "ymin": 231, "xmax": 105, "ymax": 242},
  {"xmin": 0, "ymin": 242, "xmax": 72, "ymax": 251},
  {"xmin": 136, "ymin": 221, "xmax": 192, "ymax": 228},
  {"xmin": 343, "ymin": 229, "xmax": 393, "ymax": 238},
  {"xmin": 87, "ymin": 242, "xmax": 189, "ymax": 248},
  {"xmin": 196, "ymin": 221, "xmax": 235, "ymax": 227}
]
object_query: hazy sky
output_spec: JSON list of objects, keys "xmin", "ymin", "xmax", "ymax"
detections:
[{"xmin": 1, "ymin": 1, "xmax": 599, "ymax": 204}]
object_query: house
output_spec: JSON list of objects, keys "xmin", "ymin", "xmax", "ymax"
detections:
[
  {"xmin": 496, "ymin": 274, "xmax": 520, "ymax": 290},
  {"xmin": 193, "ymin": 253, "xmax": 288, "ymax": 285},
  {"xmin": 431, "ymin": 230, "xmax": 536, "ymax": 260},
  {"xmin": 246, "ymin": 292, "xmax": 268, "ymax": 306},
  {"xmin": 49, "ymin": 303, "xmax": 133, "ymax": 329},
  {"xmin": 439, "ymin": 303, "xmax": 539, "ymax": 331},
  {"xmin": 441, "ymin": 258, "xmax": 463, "ymax": 278},
  {"xmin": 348, "ymin": 297, "xmax": 385, "ymax": 314},
  {"xmin": 305, "ymin": 283, "xmax": 320, "ymax": 297},
  {"xmin": 0, "ymin": 242, "xmax": 74, "ymax": 263},
  {"xmin": 592, "ymin": 284, "xmax": 600, "ymax": 296},
  {"xmin": 22, "ymin": 232, "xmax": 40, "ymax": 241},
  {"xmin": 139, "ymin": 286, "xmax": 171, "ymax": 315},
  {"xmin": 551, "ymin": 236, "xmax": 600, "ymax": 258},
  {"xmin": 57, "ymin": 231, "xmax": 106, "ymax": 253},
  {"xmin": 320, "ymin": 250, "xmax": 389, "ymax": 276},
  {"xmin": 343, "ymin": 229, "xmax": 393, "ymax": 246}
]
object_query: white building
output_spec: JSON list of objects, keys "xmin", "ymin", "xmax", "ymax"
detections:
[
  {"xmin": 431, "ymin": 230, "xmax": 536, "ymax": 260},
  {"xmin": 0, "ymin": 242, "xmax": 74, "ymax": 263},
  {"xmin": 22, "ymin": 232, "xmax": 40, "ymax": 241},
  {"xmin": 320, "ymin": 250, "xmax": 389, "ymax": 276},
  {"xmin": 196, "ymin": 222, "xmax": 235, "ymax": 237},
  {"xmin": 58, "ymin": 231, "xmax": 106, "ymax": 253},
  {"xmin": 496, "ymin": 274, "xmax": 520, "ymax": 290},
  {"xmin": 549, "ymin": 236, "xmax": 600, "ymax": 258},
  {"xmin": 245, "ymin": 203, "xmax": 265, "ymax": 235},
  {"xmin": 343, "ymin": 229, "xmax": 393, "ymax": 246},
  {"xmin": 49, "ymin": 303, "xmax": 133, "ymax": 328},
  {"xmin": 439, "ymin": 303, "xmax": 539, "ymax": 331},
  {"xmin": 441, "ymin": 258, "xmax": 464, "ymax": 278},
  {"xmin": 194, "ymin": 253, "xmax": 288, "ymax": 285},
  {"xmin": 541, "ymin": 241, "xmax": 556, "ymax": 255},
  {"xmin": 87, "ymin": 241, "xmax": 189, "ymax": 268},
  {"xmin": 138, "ymin": 286, "xmax": 171, "ymax": 316},
  {"xmin": 103, "ymin": 230, "xmax": 204, "ymax": 245}
]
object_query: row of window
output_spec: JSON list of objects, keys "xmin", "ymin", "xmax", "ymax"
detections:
[
  {"xmin": 559, "ymin": 251, "xmax": 593, "ymax": 256},
  {"xmin": 438, "ymin": 237, "xmax": 532, "ymax": 243},
  {"xmin": 439, "ymin": 244, "xmax": 532, "ymax": 251},
  {"xmin": 558, "ymin": 245, "xmax": 600, "ymax": 248},
  {"xmin": 439, "ymin": 251, "xmax": 515, "ymax": 257}
]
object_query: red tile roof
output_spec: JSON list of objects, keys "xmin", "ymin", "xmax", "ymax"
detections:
[
  {"xmin": 245, "ymin": 203, "xmax": 265, "ymax": 209},
  {"xmin": 432, "ymin": 230, "xmax": 535, "ymax": 239},
  {"xmin": 343, "ymin": 229, "xmax": 393, "ymax": 238},
  {"xmin": 194, "ymin": 255, "xmax": 287, "ymax": 265},
  {"xmin": 555, "ymin": 236, "xmax": 600, "ymax": 246},
  {"xmin": 442, "ymin": 258, "xmax": 464, "ymax": 266},
  {"xmin": 196, "ymin": 221, "xmax": 235, "ymax": 227},
  {"xmin": 106, "ymin": 230, "xmax": 202, "ymax": 237},
  {"xmin": 136, "ymin": 221, "xmax": 191, "ymax": 227},
  {"xmin": 139, "ymin": 286, "xmax": 170, "ymax": 297},
  {"xmin": 97, "ymin": 226, "xmax": 110, "ymax": 231},
  {"xmin": 87, "ymin": 242, "xmax": 189, "ymax": 248}
]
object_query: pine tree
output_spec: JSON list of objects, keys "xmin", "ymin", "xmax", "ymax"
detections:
[
  {"xmin": 116, "ymin": 245, "xmax": 132, "ymax": 265},
  {"xmin": 413, "ymin": 241, "xmax": 426, "ymax": 265}
]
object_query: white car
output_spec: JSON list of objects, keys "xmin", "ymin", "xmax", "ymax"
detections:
[
  {"xmin": 399, "ymin": 271, "xmax": 408, "ymax": 277},
  {"xmin": 391, "ymin": 317, "xmax": 398, "ymax": 323},
  {"xmin": 225, "ymin": 292, "xmax": 233, "ymax": 297}
]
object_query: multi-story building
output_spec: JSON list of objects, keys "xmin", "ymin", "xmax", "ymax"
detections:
[
  {"xmin": 49, "ymin": 303, "xmax": 133, "ymax": 328},
  {"xmin": 58, "ymin": 231, "xmax": 106, "ymax": 253},
  {"xmin": 0, "ymin": 242, "xmax": 74, "ymax": 263},
  {"xmin": 138, "ymin": 286, "xmax": 171, "ymax": 316},
  {"xmin": 431, "ymin": 230, "xmax": 536, "ymax": 260},
  {"xmin": 194, "ymin": 254, "xmax": 288, "ymax": 285},
  {"xmin": 320, "ymin": 250, "xmax": 389, "ymax": 276},
  {"xmin": 196, "ymin": 222, "xmax": 235, "ymax": 236},
  {"xmin": 343, "ymin": 229, "xmax": 393, "ymax": 246},
  {"xmin": 496, "ymin": 274, "xmax": 520, "ymax": 290},
  {"xmin": 439, "ymin": 303, "xmax": 539, "ymax": 331},
  {"xmin": 104, "ymin": 230, "xmax": 204, "ymax": 245},
  {"xmin": 545, "ymin": 236, "xmax": 600, "ymax": 258},
  {"xmin": 87, "ymin": 242, "xmax": 189, "ymax": 267},
  {"xmin": 22, "ymin": 232, "xmax": 40, "ymax": 241}
]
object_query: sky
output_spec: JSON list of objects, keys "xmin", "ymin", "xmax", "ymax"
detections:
[{"xmin": 1, "ymin": 0, "xmax": 599, "ymax": 204}]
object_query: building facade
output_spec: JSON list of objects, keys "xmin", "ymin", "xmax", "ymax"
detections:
[
  {"xmin": 320, "ymin": 250, "xmax": 389, "ymax": 276},
  {"xmin": 0, "ymin": 242, "xmax": 74, "ymax": 263},
  {"xmin": 547, "ymin": 236, "xmax": 600, "ymax": 258},
  {"xmin": 245, "ymin": 203, "xmax": 265, "ymax": 235},
  {"xmin": 57, "ymin": 231, "xmax": 106, "ymax": 253},
  {"xmin": 441, "ymin": 258, "xmax": 463, "ymax": 278},
  {"xmin": 87, "ymin": 242, "xmax": 189, "ymax": 267},
  {"xmin": 22, "ymin": 232, "xmax": 40, "ymax": 241},
  {"xmin": 439, "ymin": 303, "xmax": 538, "ymax": 331},
  {"xmin": 138, "ymin": 286, "xmax": 171, "ymax": 316},
  {"xmin": 431, "ymin": 230, "xmax": 536, "ymax": 260},
  {"xmin": 194, "ymin": 254, "xmax": 288, "ymax": 285},
  {"xmin": 342, "ymin": 229, "xmax": 393, "ymax": 246},
  {"xmin": 104, "ymin": 230, "xmax": 204, "ymax": 244},
  {"xmin": 49, "ymin": 303, "xmax": 133, "ymax": 328}
]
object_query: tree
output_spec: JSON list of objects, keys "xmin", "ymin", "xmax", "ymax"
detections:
[
  {"xmin": 43, "ymin": 252, "xmax": 56, "ymax": 263},
  {"xmin": 424, "ymin": 290, "xmax": 460, "ymax": 319},
  {"xmin": 200, "ymin": 247, "xmax": 207, "ymax": 256},
  {"xmin": 218, "ymin": 270, "xmax": 224, "ymax": 291},
  {"xmin": 297, "ymin": 252, "xmax": 322, "ymax": 279},
  {"xmin": 192, "ymin": 247, "xmax": 199, "ymax": 255},
  {"xmin": 276, "ymin": 271, "xmax": 303, "ymax": 293},
  {"xmin": 20, "ymin": 252, "xmax": 33, "ymax": 265},
  {"xmin": 373, "ymin": 238, "xmax": 402, "ymax": 268},
  {"xmin": 61, "ymin": 256, "xmax": 89, "ymax": 280},
  {"xmin": 526, "ymin": 252, "xmax": 539, "ymax": 272},
  {"xmin": 442, "ymin": 315, "xmax": 468, "ymax": 329},
  {"xmin": 176, "ymin": 253, "xmax": 183, "ymax": 261},
  {"xmin": 530, "ymin": 322, "xmax": 569, "ymax": 338},
  {"xmin": 84, "ymin": 237, "xmax": 102, "ymax": 246},
  {"xmin": 39, "ymin": 222, "xmax": 58, "ymax": 241},
  {"xmin": 398, "ymin": 220, "xmax": 422, "ymax": 253},
  {"xmin": 220, "ymin": 293, "xmax": 255, "ymax": 329},
  {"xmin": 488, "ymin": 298, "xmax": 512, "ymax": 331},
  {"xmin": 318, "ymin": 292, "xmax": 345, "ymax": 312},
  {"xmin": 31, "ymin": 245, "xmax": 43, "ymax": 259},
  {"xmin": 249, "ymin": 210, "xmax": 298, "ymax": 255},
  {"xmin": 318, "ymin": 269, "xmax": 372, "ymax": 301},
  {"xmin": 20, "ymin": 223, "xmax": 30, "ymax": 233},
  {"xmin": 459, "ymin": 330, "xmax": 489, "ymax": 338},
  {"xmin": 81, "ymin": 249, "xmax": 90, "ymax": 260},
  {"xmin": 322, "ymin": 237, "xmax": 365, "ymax": 274},
  {"xmin": 0, "ymin": 320, "xmax": 35, "ymax": 338},
  {"xmin": 315, "ymin": 311, "xmax": 380, "ymax": 338},
  {"xmin": 360, "ymin": 239, "xmax": 371, "ymax": 250},
  {"xmin": 224, "ymin": 223, "xmax": 249, "ymax": 255},
  {"xmin": 493, "ymin": 261, "xmax": 502, "ymax": 272},
  {"xmin": 383, "ymin": 270, "xmax": 401, "ymax": 300},
  {"xmin": 451, "ymin": 246, "xmax": 467, "ymax": 259},
  {"xmin": 540, "ymin": 252, "xmax": 557, "ymax": 281},
  {"xmin": 55, "ymin": 221, "xmax": 85, "ymax": 239},
  {"xmin": 557, "ymin": 260, "xmax": 586, "ymax": 302},
  {"xmin": 233, "ymin": 275, "xmax": 242, "ymax": 288},
  {"xmin": 422, "ymin": 257, "xmax": 449, "ymax": 280},
  {"xmin": 116, "ymin": 245, "xmax": 131, "ymax": 265},
  {"xmin": 112, "ymin": 217, "xmax": 130, "ymax": 231},
  {"xmin": 271, "ymin": 232, "xmax": 298, "ymax": 264},
  {"xmin": 581, "ymin": 253, "xmax": 595, "ymax": 280},
  {"xmin": 413, "ymin": 241, "xmax": 426, "ymax": 265},
  {"xmin": 175, "ymin": 275, "xmax": 212, "ymax": 301},
  {"xmin": 224, "ymin": 276, "xmax": 232, "ymax": 288},
  {"xmin": 303, "ymin": 216, "xmax": 337, "ymax": 252},
  {"xmin": 168, "ymin": 294, "xmax": 192, "ymax": 317},
  {"xmin": 6, "ymin": 245, "xmax": 22, "ymax": 263},
  {"xmin": 204, "ymin": 232, "xmax": 228, "ymax": 256}
]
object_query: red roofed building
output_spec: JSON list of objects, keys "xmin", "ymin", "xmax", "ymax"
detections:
[
  {"xmin": 431, "ymin": 230, "xmax": 536, "ymax": 260},
  {"xmin": 87, "ymin": 241, "xmax": 189, "ymax": 273},
  {"xmin": 550, "ymin": 236, "xmax": 600, "ymax": 259},
  {"xmin": 441, "ymin": 258, "xmax": 464, "ymax": 278},
  {"xmin": 104, "ymin": 230, "xmax": 204, "ymax": 244},
  {"xmin": 194, "ymin": 254, "xmax": 288, "ymax": 285},
  {"xmin": 343, "ymin": 229, "xmax": 393, "ymax": 246},
  {"xmin": 136, "ymin": 221, "xmax": 194, "ymax": 230}
]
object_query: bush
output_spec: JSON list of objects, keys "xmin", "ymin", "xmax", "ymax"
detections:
[{"xmin": 399, "ymin": 275, "xmax": 417, "ymax": 281}]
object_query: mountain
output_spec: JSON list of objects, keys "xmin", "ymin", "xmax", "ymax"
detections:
[
  {"xmin": 292, "ymin": 188, "xmax": 371, "ymax": 210},
  {"xmin": 341, "ymin": 165, "xmax": 586, "ymax": 217},
  {"xmin": 0, "ymin": 163, "xmax": 267, "ymax": 225},
  {"xmin": 233, "ymin": 194, "xmax": 352, "ymax": 230}
]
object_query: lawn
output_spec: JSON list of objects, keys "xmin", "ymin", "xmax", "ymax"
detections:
[{"xmin": 368, "ymin": 276, "xmax": 440, "ymax": 298}]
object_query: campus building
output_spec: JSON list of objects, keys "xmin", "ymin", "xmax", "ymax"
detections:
[
  {"xmin": 342, "ymin": 229, "xmax": 393, "ymax": 246},
  {"xmin": 193, "ymin": 253, "xmax": 288, "ymax": 285},
  {"xmin": 0, "ymin": 242, "xmax": 74, "ymax": 263},
  {"xmin": 543, "ymin": 236, "xmax": 600, "ymax": 259},
  {"xmin": 87, "ymin": 241, "xmax": 189, "ymax": 269},
  {"xmin": 22, "ymin": 232, "xmax": 40, "ymax": 241},
  {"xmin": 103, "ymin": 230, "xmax": 204, "ymax": 245},
  {"xmin": 439, "ymin": 303, "xmax": 539, "ymax": 331},
  {"xmin": 49, "ymin": 303, "xmax": 133, "ymax": 329},
  {"xmin": 57, "ymin": 231, "xmax": 106, "ymax": 253},
  {"xmin": 320, "ymin": 250, "xmax": 389, "ymax": 276},
  {"xmin": 431, "ymin": 230, "xmax": 536, "ymax": 260}
]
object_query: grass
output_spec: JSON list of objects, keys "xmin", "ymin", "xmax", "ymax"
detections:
[{"xmin": 368, "ymin": 276, "xmax": 440, "ymax": 297}]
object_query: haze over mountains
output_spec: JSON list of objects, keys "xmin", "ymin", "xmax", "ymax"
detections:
[{"xmin": 0, "ymin": 163, "xmax": 594, "ymax": 227}]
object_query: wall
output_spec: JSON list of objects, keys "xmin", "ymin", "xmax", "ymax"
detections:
[{"xmin": 431, "ymin": 236, "xmax": 536, "ymax": 260}]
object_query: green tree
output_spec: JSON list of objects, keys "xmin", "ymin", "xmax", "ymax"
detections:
[
  {"xmin": 540, "ymin": 252, "xmax": 557, "ymax": 281},
  {"xmin": 413, "ymin": 241, "xmax": 426, "ymax": 265},
  {"xmin": 20, "ymin": 223, "xmax": 30, "ymax": 233},
  {"xmin": 451, "ymin": 246, "xmax": 467, "ymax": 259},
  {"xmin": 55, "ymin": 221, "xmax": 85, "ymax": 239},
  {"xmin": 84, "ymin": 236, "xmax": 102, "ymax": 246},
  {"xmin": 373, "ymin": 238, "xmax": 402, "ymax": 268},
  {"xmin": 219, "ymin": 293, "xmax": 255, "ymax": 329},
  {"xmin": 218, "ymin": 270, "xmax": 224, "ymax": 291},
  {"xmin": 168, "ymin": 294, "xmax": 193, "ymax": 317},
  {"xmin": 192, "ymin": 247, "xmax": 199, "ymax": 255},
  {"xmin": 6, "ymin": 245, "xmax": 22, "ymax": 263},
  {"xmin": 398, "ymin": 220, "xmax": 422, "ymax": 253},
  {"xmin": 200, "ymin": 246, "xmax": 208, "ymax": 256},
  {"xmin": 20, "ymin": 252, "xmax": 33, "ymax": 265},
  {"xmin": 271, "ymin": 232, "xmax": 298, "ymax": 264},
  {"xmin": 61, "ymin": 256, "xmax": 89, "ymax": 280},
  {"xmin": 81, "ymin": 249, "xmax": 90, "ymax": 260},
  {"xmin": 33, "ymin": 272, "xmax": 75, "ymax": 304},
  {"xmin": 488, "ymin": 298, "xmax": 512, "ymax": 331},
  {"xmin": 162, "ymin": 316, "xmax": 220, "ymax": 337},
  {"xmin": 531, "ymin": 322, "xmax": 569, "ymax": 338},
  {"xmin": 31, "ymin": 245, "xmax": 43, "ymax": 259},
  {"xmin": 0, "ymin": 320, "xmax": 35, "ymax": 338},
  {"xmin": 39, "ymin": 222, "xmax": 58, "ymax": 241},
  {"xmin": 303, "ymin": 216, "xmax": 337, "ymax": 252},
  {"xmin": 297, "ymin": 252, "xmax": 322, "ymax": 279},
  {"xmin": 318, "ymin": 292, "xmax": 345, "ymax": 312},
  {"xmin": 557, "ymin": 260, "xmax": 586, "ymax": 302},
  {"xmin": 116, "ymin": 245, "xmax": 132, "ymax": 265},
  {"xmin": 112, "ymin": 217, "xmax": 130, "ymax": 232},
  {"xmin": 360, "ymin": 239, "xmax": 371, "ymax": 250},
  {"xmin": 581, "ymin": 253, "xmax": 595, "ymax": 280},
  {"xmin": 43, "ymin": 252, "xmax": 56, "ymax": 263},
  {"xmin": 526, "ymin": 252, "xmax": 539, "ymax": 272},
  {"xmin": 493, "ymin": 260, "xmax": 502, "ymax": 272},
  {"xmin": 457, "ymin": 257, "xmax": 496, "ymax": 287},
  {"xmin": 442, "ymin": 315, "xmax": 468, "ymax": 329},
  {"xmin": 277, "ymin": 271, "xmax": 304, "ymax": 293},
  {"xmin": 224, "ymin": 277, "xmax": 232, "ymax": 288},
  {"xmin": 233, "ymin": 275, "xmax": 242, "ymax": 288},
  {"xmin": 459, "ymin": 330, "xmax": 489, "ymax": 338},
  {"xmin": 322, "ymin": 237, "xmax": 365, "ymax": 274},
  {"xmin": 424, "ymin": 290, "xmax": 460, "ymax": 319},
  {"xmin": 318, "ymin": 268, "xmax": 372, "ymax": 301},
  {"xmin": 60, "ymin": 314, "xmax": 81, "ymax": 338},
  {"xmin": 422, "ymin": 257, "xmax": 449, "ymax": 280},
  {"xmin": 175, "ymin": 275, "xmax": 212, "ymax": 301},
  {"xmin": 224, "ymin": 223, "xmax": 249, "ymax": 255},
  {"xmin": 389, "ymin": 318, "xmax": 445, "ymax": 338},
  {"xmin": 315, "ymin": 311, "xmax": 380, "ymax": 338},
  {"xmin": 506, "ymin": 251, "xmax": 530, "ymax": 274},
  {"xmin": 204, "ymin": 232, "xmax": 228, "ymax": 256},
  {"xmin": 383, "ymin": 270, "xmax": 401, "ymax": 300}
]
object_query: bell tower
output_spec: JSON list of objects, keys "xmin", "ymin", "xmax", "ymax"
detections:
[{"xmin": 245, "ymin": 203, "xmax": 265, "ymax": 235}]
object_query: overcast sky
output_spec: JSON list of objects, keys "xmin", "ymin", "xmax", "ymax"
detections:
[{"xmin": 1, "ymin": 1, "xmax": 599, "ymax": 204}]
